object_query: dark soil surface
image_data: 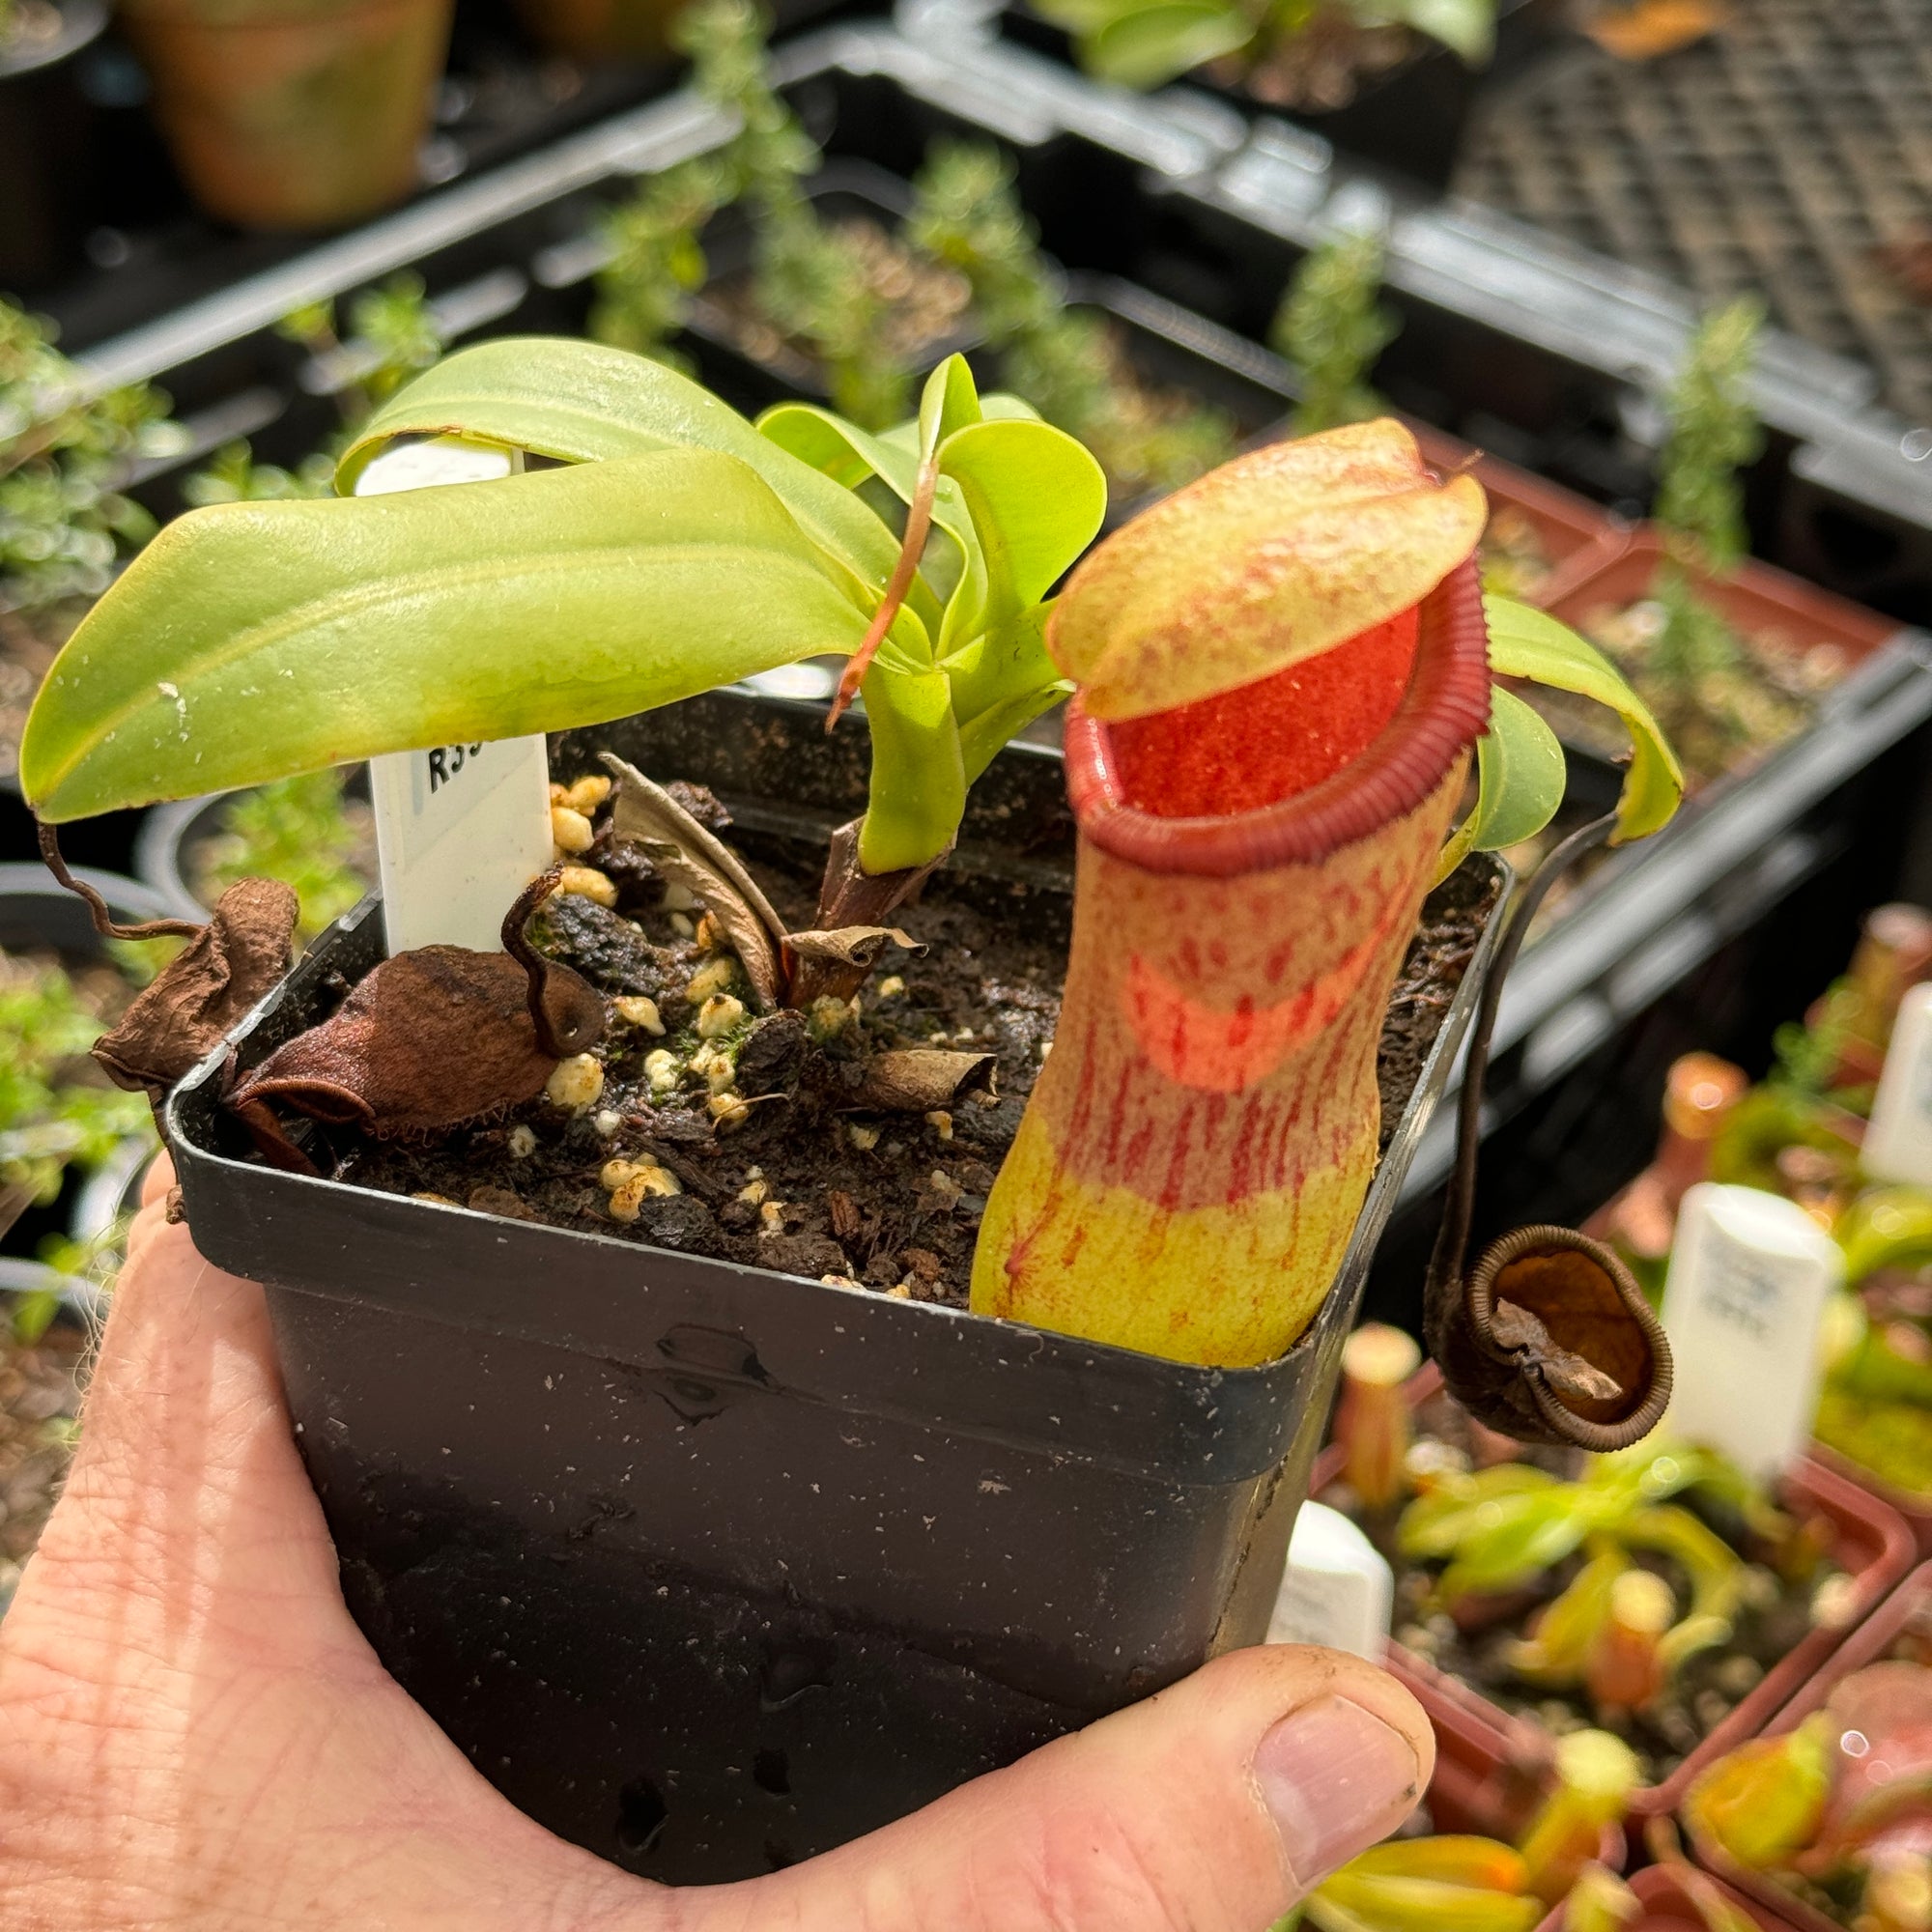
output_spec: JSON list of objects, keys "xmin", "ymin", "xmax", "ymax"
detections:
[
  {"xmin": 1321, "ymin": 1388, "xmax": 1847, "ymax": 1787},
  {"xmin": 327, "ymin": 771, "xmax": 1498, "ymax": 1305}
]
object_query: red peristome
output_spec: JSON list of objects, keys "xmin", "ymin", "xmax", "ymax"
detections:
[
  {"xmin": 1107, "ymin": 605, "xmax": 1420, "ymax": 818},
  {"xmin": 1065, "ymin": 555, "xmax": 1491, "ymax": 880}
]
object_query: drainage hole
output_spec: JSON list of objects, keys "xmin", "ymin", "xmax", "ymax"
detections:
[
  {"xmin": 753, "ymin": 1747, "xmax": 791, "ymax": 1796},
  {"xmin": 616, "ymin": 1776, "xmax": 669, "ymax": 1856}
]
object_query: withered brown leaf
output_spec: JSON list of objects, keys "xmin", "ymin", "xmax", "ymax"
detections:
[
  {"xmin": 225, "ymin": 868, "xmax": 605, "ymax": 1163},
  {"xmin": 601, "ymin": 753, "xmax": 785, "ymax": 1008},
  {"xmin": 94, "ymin": 878, "xmax": 299, "ymax": 1102}
]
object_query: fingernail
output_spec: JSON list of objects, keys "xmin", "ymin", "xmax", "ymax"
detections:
[{"xmin": 1252, "ymin": 1695, "xmax": 1423, "ymax": 1884}]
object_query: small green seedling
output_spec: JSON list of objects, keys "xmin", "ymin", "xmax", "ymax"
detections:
[{"xmin": 1270, "ymin": 227, "xmax": 1399, "ymax": 437}]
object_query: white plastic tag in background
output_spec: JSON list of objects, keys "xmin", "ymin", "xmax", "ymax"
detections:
[
  {"xmin": 1861, "ymin": 982, "xmax": 1932, "ymax": 1185},
  {"xmin": 1659, "ymin": 1181, "xmax": 1844, "ymax": 1481},
  {"xmin": 355, "ymin": 438, "xmax": 555, "ymax": 956},
  {"xmin": 1266, "ymin": 1501, "xmax": 1393, "ymax": 1660}
]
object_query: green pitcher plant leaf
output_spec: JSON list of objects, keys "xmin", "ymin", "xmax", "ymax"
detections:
[
  {"xmin": 21, "ymin": 449, "xmax": 884, "ymax": 821},
  {"xmin": 335, "ymin": 335, "xmax": 904, "ymax": 605},
  {"xmin": 1435, "ymin": 682, "xmax": 1569, "ymax": 882},
  {"xmin": 1482, "ymin": 593, "xmax": 1685, "ymax": 843}
]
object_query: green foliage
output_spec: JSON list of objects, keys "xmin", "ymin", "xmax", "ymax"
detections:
[
  {"xmin": 0, "ymin": 950, "xmax": 154, "ymax": 1222},
  {"xmin": 182, "ymin": 441, "xmax": 334, "ymax": 507},
  {"xmin": 1437, "ymin": 594, "xmax": 1684, "ymax": 881},
  {"xmin": 1270, "ymin": 228, "xmax": 1399, "ymax": 436},
  {"xmin": 195, "ymin": 771, "xmax": 373, "ymax": 945},
  {"xmin": 23, "ymin": 345, "xmax": 1105, "ymax": 883},
  {"xmin": 1033, "ymin": 0, "xmax": 1495, "ymax": 93},
  {"xmin": 1655, "ymin": 296, "xmax": 1763, "ymax": 575},
  {"xmin": 0, "ymin": 299, "xmax": 187, "ymax": 617},
  {"xmin": 908, "ymin": 141, "xmax": 1237, "ymax": 497},
  {"xmin": 589, "ymin": 159, "xmax": 725, "ymax": 365}
]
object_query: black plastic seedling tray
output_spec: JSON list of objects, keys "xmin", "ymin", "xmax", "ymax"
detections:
[
  {"xmin": 167, "ymin": 689, "xmax": 1506, "ymax": 1882},
  {"xmin": 996, "ymin": 0, "xmax": 1564, "ymax": 188}
]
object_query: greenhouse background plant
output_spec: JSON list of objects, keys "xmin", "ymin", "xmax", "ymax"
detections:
[
  {"xmin": 908, "ymin": 142, "xmax": 1237, "ymax": 497},
  {"xmin": 0, "ymin": 945, "xmax": 156, "ymax": 1328},
  {"xmin": 591, "ymin": 13, "xmax": 1238, "ymax": 489},
  {"xmin": 1270, "ymin": 226, "xmax": 1398, "ymax": 436},
  {"xmin": 0, "ymin": 298, "xmax": 187, "ymax": 630}
]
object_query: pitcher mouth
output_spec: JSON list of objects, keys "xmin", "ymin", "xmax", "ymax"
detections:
[{"xmin": 1063, "ymin": 554, "xmax": 1492, "ymax": 879}]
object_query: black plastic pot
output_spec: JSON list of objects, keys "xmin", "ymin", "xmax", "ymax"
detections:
[
  {"xmin": 1000, "ymin": 0, "xmax": 1561, "ymax": 188},
  {"xmin": 0, "ymin": 0, "xmax": 106, "ymax": 291},
  {"xmin": 167, "ymin": 689, "xmax": 1506, "ymax": 1883}
]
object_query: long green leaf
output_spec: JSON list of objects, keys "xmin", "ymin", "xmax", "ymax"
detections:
[
  {"xmin": 1483, "ymin": 593, "xmax": 1684, "ymax": 842},
  {"xmin": 22, "ymin": 450, "xmax": 876, "ymax": 821},
  {"xmin": 336, "ymin": 336, "xmax": 902, "ymax": 603}
]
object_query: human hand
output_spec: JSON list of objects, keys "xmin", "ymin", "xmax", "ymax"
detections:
[{"xmin": 0, "ymin": 1158, "xmax": 1434, "ymax": 1931}]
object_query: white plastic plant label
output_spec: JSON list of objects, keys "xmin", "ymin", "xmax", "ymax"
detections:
[
  {"xmin": 1861, "ymin": 982, "xmax": 1932, "ymax": 1186},
  {"xmin": 1266, "ymin": 1501, "xmax": 1393, "ymax": 1659},
  {"xmin": 354, "ymin": 437, "xmax": 555, "ymax": 956},
  {"xmin": 1659, "ymin": 1181, "xmax": 1844, "ymax": 1481}
]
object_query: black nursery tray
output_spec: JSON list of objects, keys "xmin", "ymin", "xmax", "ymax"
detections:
[{"xmin": 167, "ymin": 687, "xmax": 1507, "ymax": 1883}]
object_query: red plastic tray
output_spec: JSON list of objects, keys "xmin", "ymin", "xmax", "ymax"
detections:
[
  {"xmin": 1312, "ymin": 1366, "xmax": 1915, "ymax": 1834},
  {"xmin": 1550, "ymin": 530, "xmax": 1898, "ymax": 668}
]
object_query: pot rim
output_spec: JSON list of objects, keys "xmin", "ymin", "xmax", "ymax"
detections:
[{"xmin": 1064, "ymin": 553, "xmax": 1492, "ymax": 878}]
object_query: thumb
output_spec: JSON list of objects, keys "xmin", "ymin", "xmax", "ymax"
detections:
[{"xmin": 693, "ymin": 1644, "xmax": 1434, "ymax": 1932}]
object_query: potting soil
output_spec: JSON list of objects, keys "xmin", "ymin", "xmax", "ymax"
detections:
[{"xmin": 335, "ymin": 769, "xmax": 1498, "ymax": 1305}]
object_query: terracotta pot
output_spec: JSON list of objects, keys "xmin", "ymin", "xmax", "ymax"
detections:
[
  {"xmin": 1313, "ymin": 1363, "xmax": 1915, "ymax": 1833},
  {"xmin": 1685, "ymin": 1561, "xmax": 1932, "ymax": 1932},
  {"xmin": 509, "ymin": 0, "xmax": 681, "ymax": 60},
  {"xmin": 1408, "ymin": 423, "xmax": 1632, "ymax": 610},
  {"xmin": 117, "ymin": 0, "xmax": 453, "ymax": 229}
]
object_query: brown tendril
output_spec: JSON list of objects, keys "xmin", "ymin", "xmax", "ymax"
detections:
[
  {"xmin": 501, "ymin": 865, "xmax": 576, "ymax": 1057},
  {"xmin": 38, "ymin": 820, "xmax": 206, "ymax": 942}
]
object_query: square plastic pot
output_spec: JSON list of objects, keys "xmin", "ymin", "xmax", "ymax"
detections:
[
  {"xmin": 1314, "ymin": 1364, "xmax": 1915, "ymax": 1836},
  {"xmin": 165, "ymin": 692, "xmax": 1508, "ymax": 1883},
  {"xmin": 997, "ymin": 0, "xmax": 1562, "ymax": 188},
  {"xmin": 1687, "ymin": 1560, "xmax": 1932, "ymax": 1932}
]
